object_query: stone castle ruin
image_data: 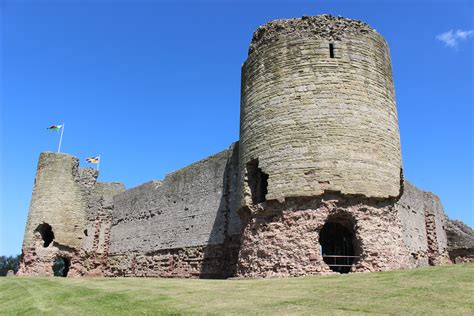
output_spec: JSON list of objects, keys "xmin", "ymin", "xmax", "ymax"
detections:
[{"xmin": 19, "ymin": 15, "xmax": 472, "ymax": 278}]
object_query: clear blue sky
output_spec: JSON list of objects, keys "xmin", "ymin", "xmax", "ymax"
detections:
[{"xmin": 1, "ymin": 0, "xmax": 472, "ymax": 256}]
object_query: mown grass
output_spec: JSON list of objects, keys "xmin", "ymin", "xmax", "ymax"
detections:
[{"xmin": 0, "ymin": 264, "xmax": 473, "ymax": 315}]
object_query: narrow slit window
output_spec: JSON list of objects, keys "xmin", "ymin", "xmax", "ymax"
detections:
[{"xmin": 329, "ymin": 43, "xmax": 335, "ymax": 58}]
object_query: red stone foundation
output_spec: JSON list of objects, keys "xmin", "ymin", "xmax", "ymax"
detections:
[{"xmin": 236, "ymin": 194, "xmax": 413, "ymax": 277}]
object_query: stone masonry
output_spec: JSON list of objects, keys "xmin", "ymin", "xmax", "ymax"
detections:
[
  {"xmin": 445, "ymin": 220, "xmax": 474, "ymax": 263},
  {"xmin": 238, "ymin": 15, "xmax": 401, "ymax": 206},
  {"xmin": 106, "ymin": 144, "xmax": 241, "ymax": 278},
  {"xmin": 19, "ymin": 15, "xmax": 466, "ymax": 278}
]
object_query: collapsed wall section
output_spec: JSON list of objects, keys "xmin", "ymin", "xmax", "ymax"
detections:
[{"xmin": 107, "ymin": 143, "xmax": 241, "ymax": 278}]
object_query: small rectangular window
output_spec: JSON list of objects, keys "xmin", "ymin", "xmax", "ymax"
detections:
[{"xmin": 329, "ymin": 43, "xmax": 335, "ymax": 58}]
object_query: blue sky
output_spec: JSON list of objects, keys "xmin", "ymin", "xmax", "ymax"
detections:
[{"xmin": 0, "ymin": 0, "xmax": 472, "ymax": 256}]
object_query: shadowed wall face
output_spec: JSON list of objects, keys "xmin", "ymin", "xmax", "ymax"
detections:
[
  {"xmin": 238, "ymin": 15, "xmax": 402, "ymax": 208},
  {"xmin": 109, "ymin": 145, "xmax": 240, "ymax": 254},
  {"xmin": 107, "ymin": 144, "xmax": 241, "ymax": 278}
]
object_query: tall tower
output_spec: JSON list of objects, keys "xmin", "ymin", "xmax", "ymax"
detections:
[
  {"xmin": 236, "ymin": 15, "xmax": 407, "ymax": 277},
  {"xmin": 18, "ymin": 152, "xmax": 98, "ymax": 276},
  {"xmin": 238, "ymin": 15, "xmax": 402, "ymax": 209}
]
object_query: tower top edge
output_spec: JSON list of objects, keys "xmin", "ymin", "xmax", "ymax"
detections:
[
  {"xmin": 39, "ymin": 151, "xmax": 77, "ymax": 159},
  {"xmin": 248, "ymin": 14, "xmax": 378, "ymax": 56}
]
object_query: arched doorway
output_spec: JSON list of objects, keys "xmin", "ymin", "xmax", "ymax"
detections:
[
  {"xmin": 52, "ymin": 257, "xmax": 70, "ymax": 277},
  {"xmin": 319, "ymin": 216, "xmax": 359, "ymax": 273}
]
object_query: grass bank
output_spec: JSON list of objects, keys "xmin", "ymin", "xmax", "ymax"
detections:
[{"xmin": 1, "ymin": 263, "xmax": 472, "ymax": 315}]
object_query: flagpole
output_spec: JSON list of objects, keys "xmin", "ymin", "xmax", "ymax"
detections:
[{"xmin": 58, "ymin": 122, "xmax": 65, "ymax": 153}]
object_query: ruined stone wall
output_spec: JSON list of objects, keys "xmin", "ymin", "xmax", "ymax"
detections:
[
  {"xmin": 238, "ymin": 15, "xmax": 402, "ymax": 208},
  {"xmin": 19, "ymin": 152, "xmax": 97, "ymax": 276},
  {"xmin": 107, "ymin": 239, "xmax": 241, "ymax": 278},
  {"xmin": 83, "ymin": 182, "xmax": 125, "ymax": 253},
  {"xmin": 107, "ymin": 143, "xmax": 241, "ymax": 278},
  {"xmin": 396, "ymin": 181, "xmax": 449, "ymax": 266},
  {"xmin": 446, "ymin": 219, "xmax": 474, "ymax": 263},
  {"xmin": 396, "ymin": 181, "xmax": 430, "ymax": 266},
  {"xmin": 423, "ymin": 191, "xmax": 449, "ymax": 264},
  {"xmin": 82, "ymin": 182, "xmax": 125, "ymax": 276}
]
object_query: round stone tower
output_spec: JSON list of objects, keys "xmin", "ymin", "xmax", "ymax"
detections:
[
  {"xmin": 18, "ymin": 152, "xmax": 98, "ymax": 276},
  {"xmin": 236, "ymin": 15, "xmax": 408, "ymax": 277},
  {"xmin": 238, "ymin": 15, "xmax": 402, "ymax": 209}
]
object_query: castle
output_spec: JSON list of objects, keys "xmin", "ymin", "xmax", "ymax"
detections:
[{"xmin": 19, "ymin": 15, "xmax": 457, "ymax": 278}]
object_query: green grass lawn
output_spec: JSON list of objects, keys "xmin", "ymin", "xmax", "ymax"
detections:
[{"xmin": 1, "ymin": 264, "xmax": 473, "ymax": 315}]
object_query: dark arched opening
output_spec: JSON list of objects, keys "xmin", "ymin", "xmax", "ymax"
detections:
[
  {"xmin": 53, "ymin": 257, "xmax": 70, "ymax": 277},
  {"xmin": 34, "ymin": 223, "xmax": 55, "ymax": 247},
  {"xmin": 319, "ymin": 219, "xmax": 359, "ymax": 273}
]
